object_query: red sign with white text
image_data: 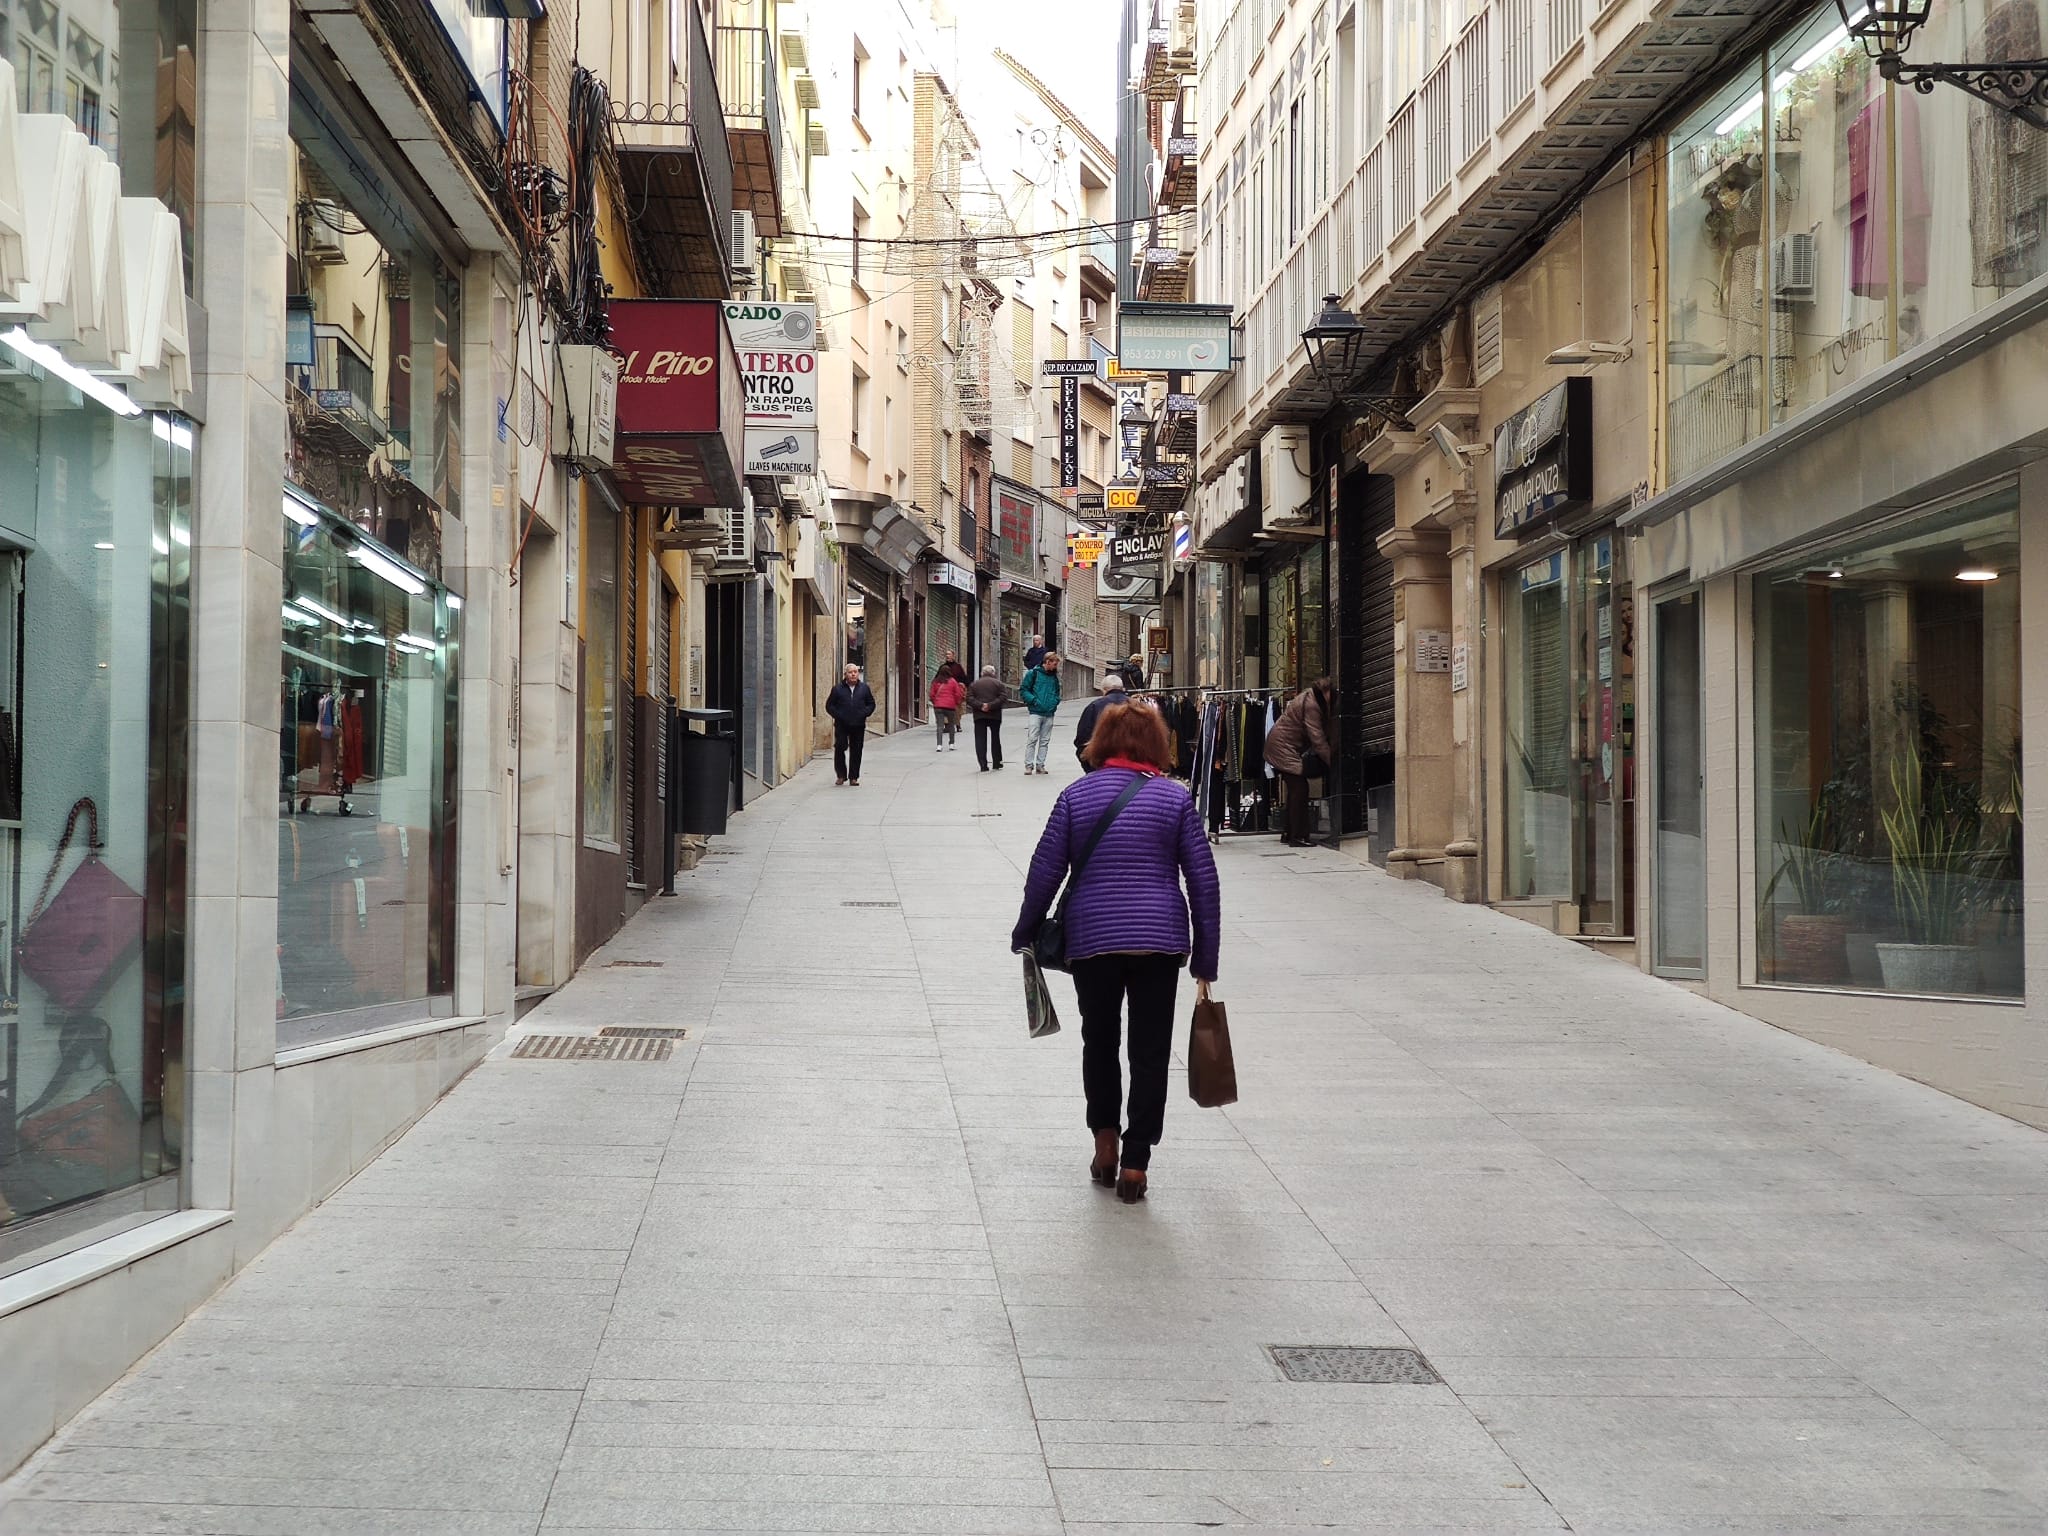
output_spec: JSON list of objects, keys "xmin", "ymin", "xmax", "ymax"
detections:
[{"xmin": 607, "ymin": 299, "xmax": 745, "ymax": 507}]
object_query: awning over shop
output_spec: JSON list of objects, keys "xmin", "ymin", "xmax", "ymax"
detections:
[
  {"xmin": 607, "ymin": 299, "xmax": 745, "ymax": 509},
  {"xmin": 862, "ymin": 499, "xmax": 934, "ymax": 577}
]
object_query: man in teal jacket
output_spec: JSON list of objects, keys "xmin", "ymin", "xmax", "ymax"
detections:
[{"xmin": 1018, "ymin": 652, "xmax": 1062, "ymax": 775}]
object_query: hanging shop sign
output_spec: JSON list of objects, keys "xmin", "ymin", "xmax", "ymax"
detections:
[
  {"xmin": 1171, "ymin": 519, "xmax": 1192, "ymax": 563},
  {"xmin": 1068, "ymin": 533, "xmax": 1106, "ymax": 566},
  {"xmin": 1116, "ymin": 301, "xmax": 1235, "ymax": 373},
  {"xmin": 1109, "ymin": 526, "xmax": 1168, "ymax": 574},
  {"xmin": 722, "ymin": 301, "xmax": 818, "ymax": 476},
  {"xmin": 1107, "ymin": 485, "xmax": 1140, "ymax": 510},
  {"xmin": 995, "ymin": 484, "xmax": 1037, "ymax": 579},
  {"xmin": 1076, "ymin": 491, "xmax": 1106, "ymax": 511},
  {"xmin": 1059, "ymin": 376, "xmax": 1079, "ymax": 489},
  {"xmin": 1493, "ymin": 376, "xmax": 1592, "ymax": 539},
  {"xmin": 1039, "ymin": 358, "xmax": 1098, "ymax": 376},
  {"xmin": 928, "ymin": 559, "xmax": 975, "ymax": 593},
  {"xmin": 608, "ymin": 299, "xmax": 745, "ymax": 508}
]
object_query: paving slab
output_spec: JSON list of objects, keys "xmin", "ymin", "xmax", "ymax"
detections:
[{"xmin": 7, "ymin": 719, "xmax": 2048, "ymax": 1532}]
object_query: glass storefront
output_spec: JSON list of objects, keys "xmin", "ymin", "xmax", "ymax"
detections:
[
  {"xmin": 1502, "ymin": 534, "xmax": 1636, "ymax": 932},
  {"xmin": 0, "ymin": 372, "xmax": 192, "ymax": 1259},
  {"xmin": 1753, "ymin": 485, "xmax": 2022, "ymax": 997},
  {"xmin": 1652, "ymin": 589, "xmax": 1706, "ymax": 974},
  {"xmin": 1666, "ymin": 0, "xmax": 2048, "ymax": 483},
  {"xmin": 583, "ymin": 501, "xmax": 620, "ymax": 851},
  {"xmin": 278, "ymin": 490, "xmax": 458, "ymax": 1041}
]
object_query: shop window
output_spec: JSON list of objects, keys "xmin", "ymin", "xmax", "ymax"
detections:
[
  {"xmin": 286, "ymin": 139, "xmax": 464, "ymax": 555},
  {"xmin": 1666, "ymin": 67, "xmax": 1773, "ymax": 481},
  {"xmin": 278, "ymin": 493, "xmax": 457, "ymax": 1041},
  {"xmin": 583, "ymin": 502, "xmax": 621, "ymax": 851},
  {"xmin": 0, "ymin": 377, "xmax": 192, "ymax": 1259},
  {"xmin": 1753, "ymin": 485, "xmax": 2022, "ymax": 997},
  {"xmin": 1899, "ymin": 0, "xmax": 2048, "ymax": 338},
  {"xmin": 1504, "ymin": 553, "xmax": 1573, "ymax": 900}
]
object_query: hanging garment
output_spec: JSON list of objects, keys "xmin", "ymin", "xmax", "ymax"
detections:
[
  {"xmin": 1848, "ymin": 91, "xmax": 1930, "ymax": 299},
  {"xmin": 340, "ymin": 696, "xmax": 366, "ymax": 786}
]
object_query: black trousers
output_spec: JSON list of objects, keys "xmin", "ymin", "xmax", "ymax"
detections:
[
  {"xmin": 834, "ymin": 723, "xmax": 865, "ymax": 782},
  {"xmin": 1281, "ymin": 770, "xmax": 1312, "ymax": 845},
  {"xmin": 1071, "ymin": 952, "xmax": 1181, "ymax": 1172},
  {"xmin": 974, "ymin": 715, "xmax": 1003, "ymax": 768}
]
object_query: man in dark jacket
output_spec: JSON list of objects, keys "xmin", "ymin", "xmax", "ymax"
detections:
[
  {"xmin": 1022, "ymin": 633, "xmax": 1047, "ymax": 672},
  {"xmin": 965, "ymin": 664, "xmax": 1009, "ymax": 771},
  {"xmin": 826, "ymin": 663, "xmax": 876, "ymax": 786},
  {"xmin": 1073, "ymin": 674, "xmax": 1128, "ymax": 768}
]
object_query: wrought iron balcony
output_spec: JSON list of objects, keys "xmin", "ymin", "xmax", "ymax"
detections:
[
  {"xmin": 610, "ymin": 0, "xmax": 734, "ymax": 297},
  {"xmin": 717, "ymin": 25, "xmax": 785, "ymax": 238}
]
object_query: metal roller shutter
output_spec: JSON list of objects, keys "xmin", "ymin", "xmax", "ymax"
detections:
[{"xmin": 1335, "ymin": 472, "xmax": 1396, "ymax": 837}]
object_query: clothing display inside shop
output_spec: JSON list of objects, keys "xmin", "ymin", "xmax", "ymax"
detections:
[
  {"xmin": 1135, "ymin": 689, "xmax": 1295, "ymax": 841},
  {"xmin": 284, "ymin": 674, "xmax": 371, "ymax": 816}
]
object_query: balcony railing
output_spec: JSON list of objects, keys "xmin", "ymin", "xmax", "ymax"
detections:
[
  {"xmin": 1547, "ymin": 0, "xmax": 1584, "ymax": 66},
  {"xmin": 1421, "ymin": 55, "xmax": 1454, "ymax": 200},
  {"xmin": 1458, "ymin": 11, "xmax": 1492, "ymax": 164},
  {"xmin": 717, "ymin": 24, "xmax": 785, "ymax": 234},
  {"xmin": 1361, "ymin": 139, "xmax": 1385, "ymax": 267},
  {"xmin": 1388, "ymin": 98, "xmax": 1416, "ymax": 234}
]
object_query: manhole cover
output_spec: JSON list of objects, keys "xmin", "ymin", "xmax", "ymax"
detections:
[
  {"xmin": 606, "ymin": 960, "xmax": 665, "ymax": 968},
  {"xmin": 841, "ymin": 900, "xmax": 900, "ymax": 907},
  {"xmin": 598, "ymin": 1026, "xmax": 687, "ymax": 1039},
  {"xmin": 1269, "ymin": 1346, "xmax": 1442, "ymax": 1385},
  {"xmin": 511, "ymin": 1034, "xmax": 674, "ymax": 1062}
]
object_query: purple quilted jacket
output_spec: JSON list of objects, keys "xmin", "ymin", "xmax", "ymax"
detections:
[{"xmin": 1011, "ymin": 769, "xmax": 1222, "ymax": 981}]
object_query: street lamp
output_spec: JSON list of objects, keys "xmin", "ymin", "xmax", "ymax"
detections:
[
  {"xmin": 1300, "ymin": 294, "xmax": 1416, "ymax": 434},
  {"xmin": 1834, "ymin": 0, "xmax": 2048, "ymax": 130}
]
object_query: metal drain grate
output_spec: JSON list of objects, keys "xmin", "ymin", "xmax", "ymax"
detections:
[
  {"xmin": 598, "ymin": 1026, "xmax": 688, "ymax": 1039},
  {"xmin": 511, "ymin": 1034, "xmax": 674, "ymax": 1062},
  {"xmin": 606, "ymin": 960, "xmax": 665, "ymax": 968},
  {"xmin": 1269, "ymin": 1346, "xmax": 1442, "ymax": 1385},
  {"xmin": 970, "ymin": 813, "xmax": 1003, "ymax": 818},
  {"xmin": 841, "ymin": 900, "xmax": 900, "ymax": 907}
]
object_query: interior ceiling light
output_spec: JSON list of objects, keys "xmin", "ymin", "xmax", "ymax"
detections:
[
  {"xmin": 1, "ymin": 328, "xmax": 142, "ymax": 417},
  {"xmin": 1957, "ymin": 568, "xmax": 2001, "ymax": 582},
  {"xmin": 281, "ymin": 490, "xmax": 321, "ymax": 528},
  {"xmin": 350, "ymin": 543, "xmax": 428, "ymax": 596}
]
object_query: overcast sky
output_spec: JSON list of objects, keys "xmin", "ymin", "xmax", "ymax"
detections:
[{"xmin": 952, "ymin": 0, "xmax": 1123, "ymax": 147}]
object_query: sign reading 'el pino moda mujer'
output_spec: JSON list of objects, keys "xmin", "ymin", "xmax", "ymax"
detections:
[{"xmin": 607, "ymin": 300, "xmax": 746, "ymax": 509}]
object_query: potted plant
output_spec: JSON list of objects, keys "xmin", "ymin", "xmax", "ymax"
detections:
[
  {"xmin": 1762, "ymin": 795, "xmax": 1851, "ymax": 984},
  {"xmin": 1876, "ymin": 756, "xmax": 1988, "ymax": 994}
]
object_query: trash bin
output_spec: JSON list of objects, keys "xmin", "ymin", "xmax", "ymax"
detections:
[{"xmin": 670, "ymin": 707, "xmax": 736, "ymax": 838}]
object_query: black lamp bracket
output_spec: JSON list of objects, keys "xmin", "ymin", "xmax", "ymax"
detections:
[
  {"xmin": 1337, "ymin": 393, "xmax": 1419, "ymax": 435},
  {"xmin": 1877, "ymin": 50, "xmax": 2048, "ymax": 131}
]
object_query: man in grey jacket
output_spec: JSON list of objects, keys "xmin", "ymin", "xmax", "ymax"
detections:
[{"xmin": 1073, "ymin": 674, "xmax": 1128, "ymax": 768}]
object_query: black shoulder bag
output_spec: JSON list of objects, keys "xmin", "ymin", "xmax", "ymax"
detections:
[{"xmin": 1034, "ymin": 772, "xmax": 1153, "ymax": 973}]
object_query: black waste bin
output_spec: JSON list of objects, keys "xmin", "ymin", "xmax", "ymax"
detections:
[{"xmin": 670, "ymin": 707, "xmax": 736, "ymax": 838}]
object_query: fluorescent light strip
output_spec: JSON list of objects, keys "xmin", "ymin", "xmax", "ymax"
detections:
[
  {"xmin": 150, "ymin": 415, "xmax": 194, "ymax": 451},
  {"xmin": 398, "ymin": 632, "xmax": 436, "ymax": 649},
  {"xmin": 1713, "ymin": 27, "xmax": 1851, "ymax": 136},
  {"xmin": 1, "ymin": 327, "xmax": 142, "ymax": 417},
  {"xmin": 281, "ymin": 491, "xmax": 320, "ymax": 528},
  {"xmin": 282, "ymin": 602, "xmax": 323, "ymax": 625},
  {"xmin": 295, "ymin": 596, "xmax": 351, "ymax": 627},
  {"xmin": 445, "ymin": 592, "xmax": 463, "ymax": 610},
  {"xmin": 350, "ymin": 543, "xmax": 428, "ymax": 596}
]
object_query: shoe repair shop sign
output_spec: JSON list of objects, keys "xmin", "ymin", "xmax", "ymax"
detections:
[
  {"xmin": 723, "ymin": 302, "xmax": 818, "ymax": 476},
  {"xmin": 1108, "ymin": 526, "xmax": 1168, "ymax": 576}
]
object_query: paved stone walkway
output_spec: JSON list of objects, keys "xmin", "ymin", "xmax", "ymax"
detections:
[{"xmin": 8, "ymin": 715, "xmax": 2048, "ymax": 1533}]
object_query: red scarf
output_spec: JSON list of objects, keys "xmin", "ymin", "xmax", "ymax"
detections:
[{"xmin": 1101, "ymin": 758, "xmax": 1159, "ymax": 775}]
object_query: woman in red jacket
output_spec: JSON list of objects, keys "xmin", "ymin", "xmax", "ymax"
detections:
[{"xmin": 930, "ymin": 668, "xmax": 968, "ymax": 752}]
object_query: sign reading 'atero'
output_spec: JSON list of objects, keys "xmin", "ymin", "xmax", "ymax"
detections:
[{"xmin": 722, "ymin": 301, "xmax": 819, "ymax": 476}]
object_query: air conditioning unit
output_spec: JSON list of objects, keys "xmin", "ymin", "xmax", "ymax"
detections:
[
  {"xmin": 729, "ymin": 209, "xmax": 758, "ymax": 276},
  {"xmin": 779, "ymin": 6, "xmax": 808, "ymax": 68},
  {"xmin": 1259, "ymin": 424, "xmax": 1312, "ymax": 532},
  {"xmin": 555, "ymin": 343, "xmax": 618, "ymax": 469},
  {"xmin": 1080, "ymin": 297, "xmax": 1101, "ymax": 331},
  {"xmin": 653, "ymin": 511, "xmax": 724, "ymax": 551},
  {"xmin": 794, "ymin": 72, "xmax": 821, "ymax": 110},
  {"xmin": 714, "ymin": 506, "xmax": 754, "ymax": 567},
  {"xmin": 1772, "ymin": 232, "xmax": 1817, "ymax": 303},
  {"xmin": 303, "ymin": 203, "xmax": 348, "ymax": 266}
]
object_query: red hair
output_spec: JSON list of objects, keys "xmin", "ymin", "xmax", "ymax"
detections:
[{"xmin": 1082, "ymin": 701, "xmax": 1172, "ymax": 771}]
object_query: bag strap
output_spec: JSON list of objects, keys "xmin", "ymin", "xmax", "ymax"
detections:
[
  {"xmin": 26, "ymin": 797, "xmax": 102, "ymax": 929},
  {"xmin": 1052, "ymin": 772, "xmax": 1153, "ymax": 919}
]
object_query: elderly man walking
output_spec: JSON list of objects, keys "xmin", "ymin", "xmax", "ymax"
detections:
[
  {"xmin": 1018, "ymin": 651, "xmax": 1062, "ymax": 775},
  {"xmin": 826, "ymin": 663, "xmax": 876, "ymax": 786},
  {"xmin": 1073, "ymin": 673, "xmax": 1128, "ymax": 768},
  {"xmin": 965, "ymin": 664, "xmax": 1009, "ymax": 771}
]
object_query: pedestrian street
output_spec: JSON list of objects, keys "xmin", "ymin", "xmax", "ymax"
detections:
[{"xmin": 6, "ymin": 714, "xmax": 2048, "ymax": 1535}]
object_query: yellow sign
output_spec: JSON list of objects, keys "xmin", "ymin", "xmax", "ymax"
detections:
[
  {"xmin": 1105, "ymin": 359, "xmax": 1161, "ymax": 381},
  {"xmin": 1068, "ymin": 534, "xmax": 1106, "ymax": 566},
  {"xmin": 1107, "ymin": 487, "xmax": 1140, "ymax": 509}
]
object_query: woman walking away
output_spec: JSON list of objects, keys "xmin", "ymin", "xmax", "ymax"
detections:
[
  {"xmin": 1264, "ymin": 676, "xmax": 1335, "ymax": 847},
  {"xmin": 1011, "ymin": 703, "xmax": 1220, "ymax": 1203}
]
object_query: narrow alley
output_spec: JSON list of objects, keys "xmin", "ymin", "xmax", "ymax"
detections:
[{"xmin": 6, "ymin": 724, "xmax": 2048, "ymax": 1535}]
